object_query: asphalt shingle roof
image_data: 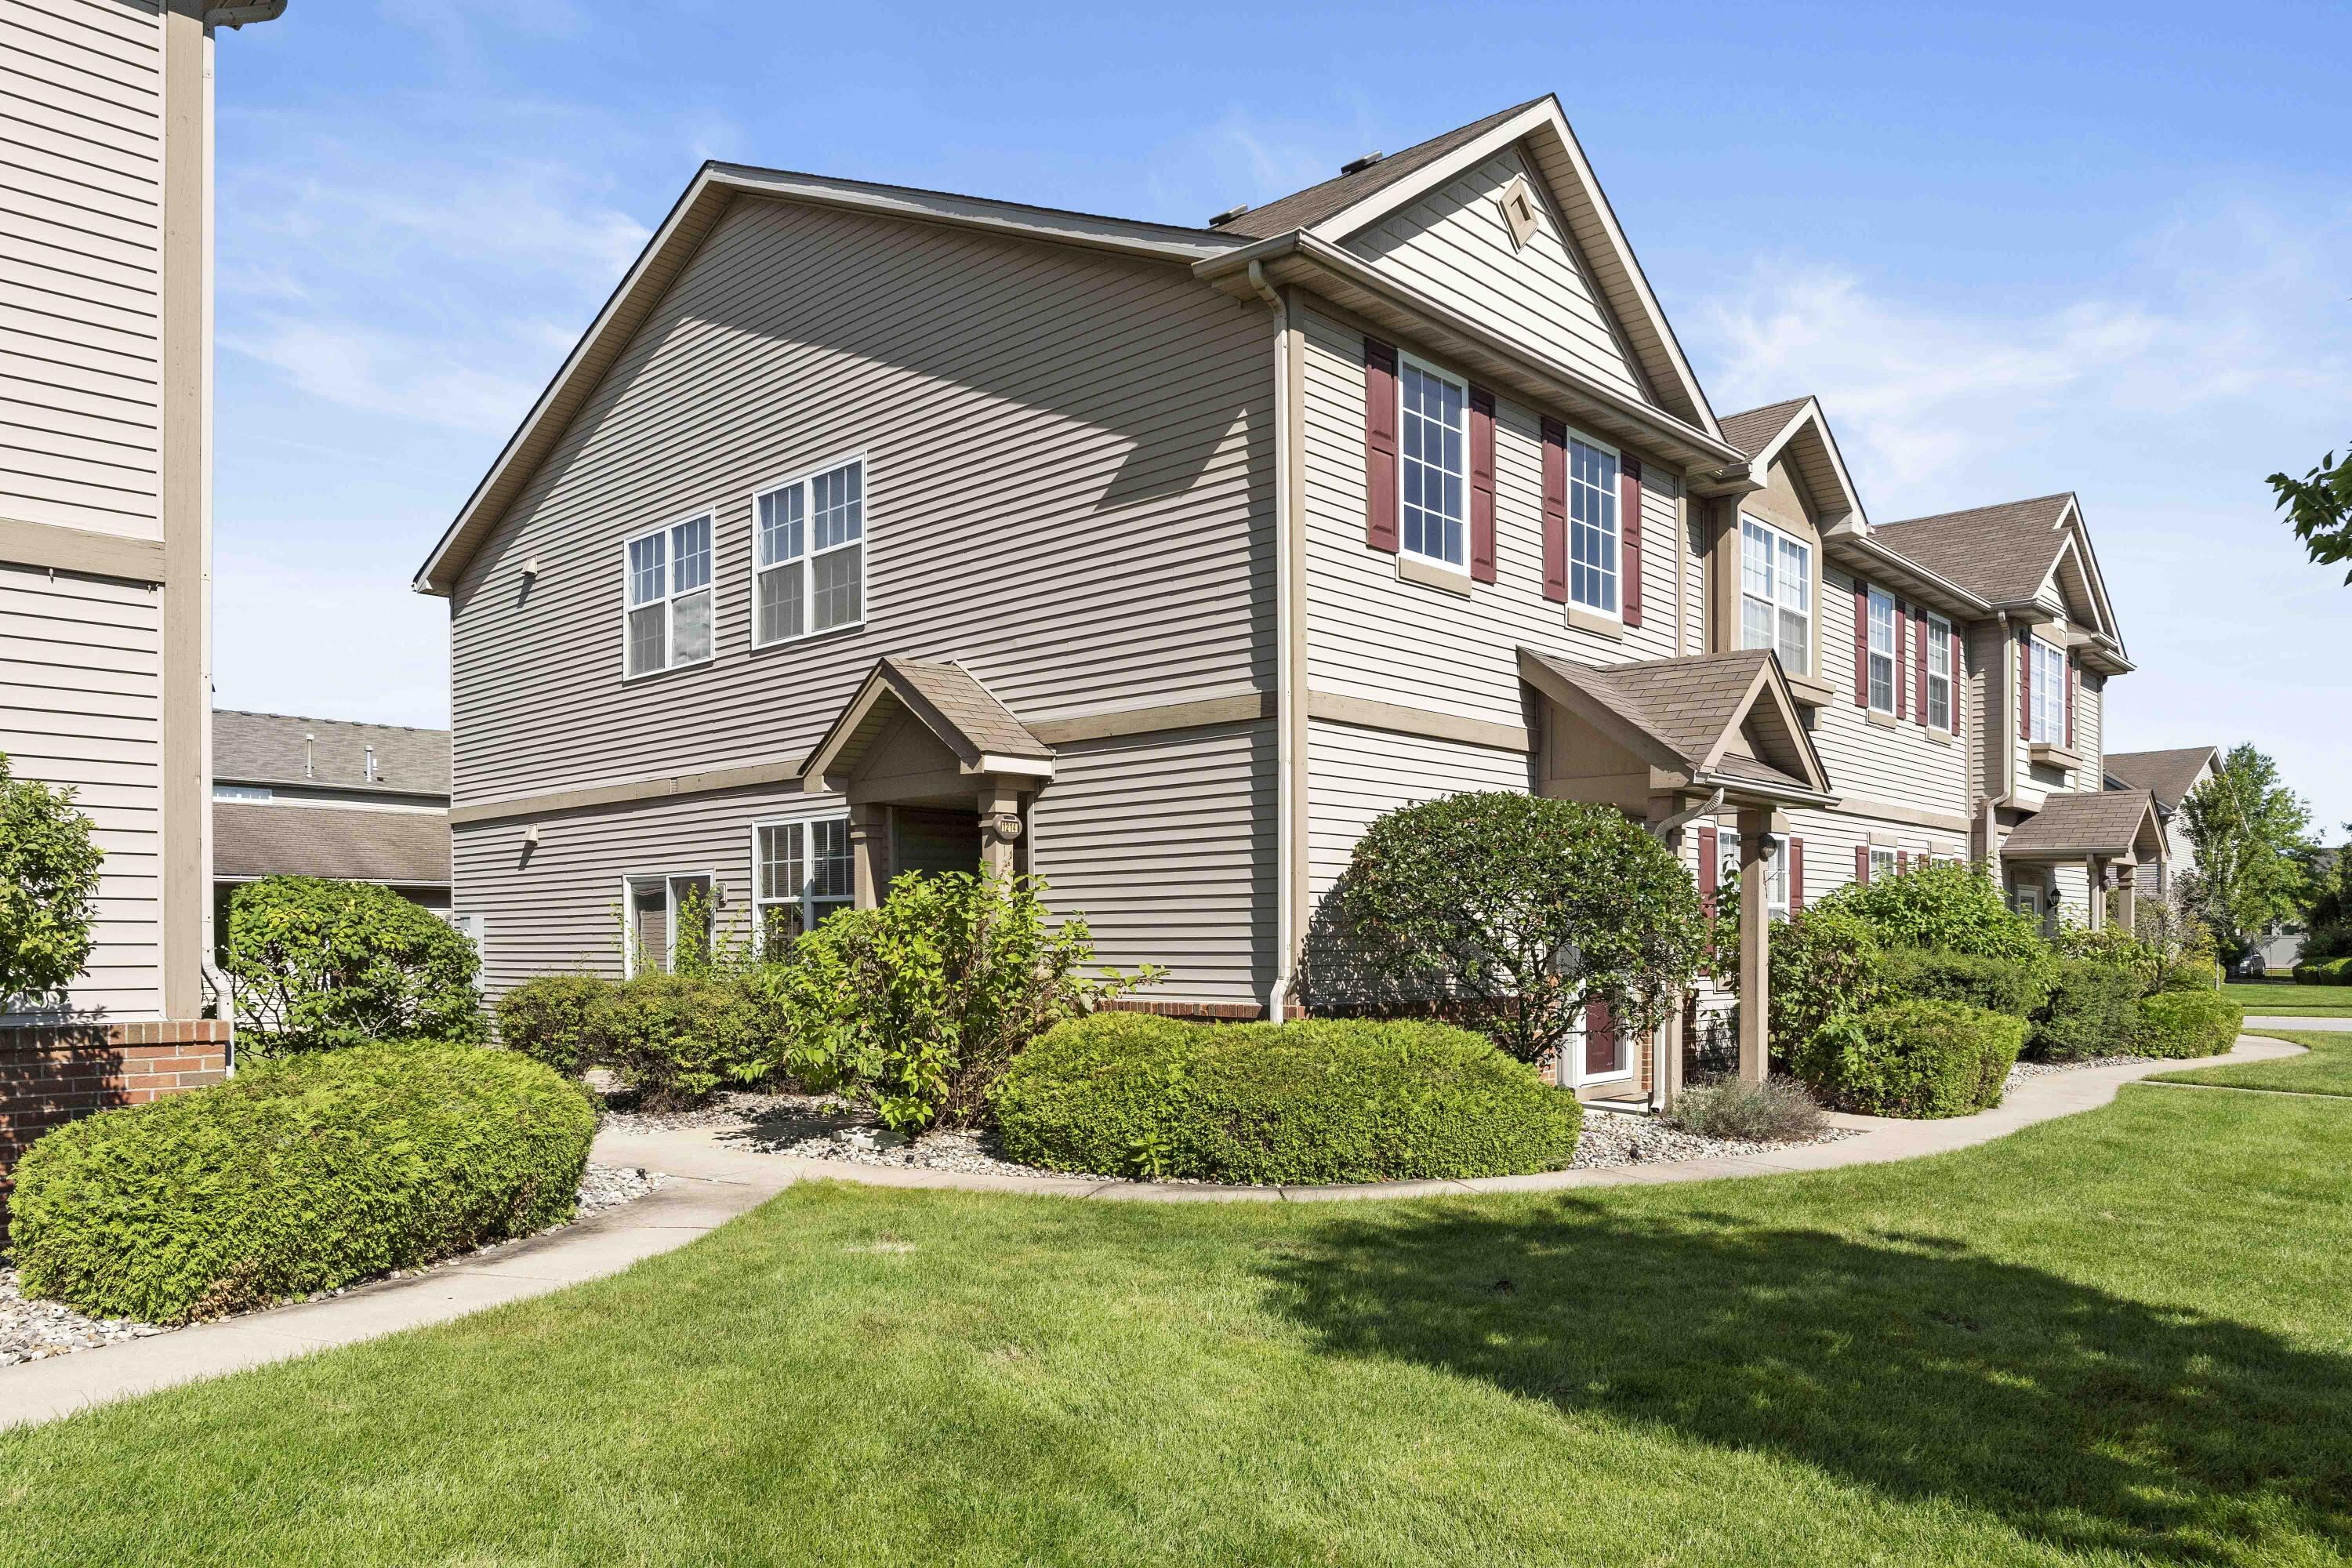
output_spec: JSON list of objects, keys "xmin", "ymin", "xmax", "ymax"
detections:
[
  {"xmin": 2103, "ymin": 747, "xmax": 2218, "ymax": 811},
  {"xmin": 213, "ymin": 711, "xmax": 450, "ymax": 797},
  {"xmin": 1215, "ymin": 99, "xmax": 1547, "ymax": 239},
  {"xmin": 882, "ymin": 659, "xmax": 1053, "ymax": 761},
  {"xmin": 1520, "ymin": 647, "xmax": 1817, "ymax": 793},
  {"xmin": 2002, "ymin": 789, "xmax": 2161, "ymax": 859},
  {"xmin": 214, "ymin": 803, "xmax": 451, "ymax": 887},
  {"xmin": 1717, "ymin": 398, "xmax": 1810, "ymax": 459},
  {"xmin": 1871, "ymin": 495, "xmax": 2074, "ymax": 606}
]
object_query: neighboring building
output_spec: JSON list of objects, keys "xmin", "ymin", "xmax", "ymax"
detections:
[
  {"xmin": 211, "ymin": 712, "xmax": 453, "ymax": 932},
  {"xmin": 2105, "ymin": 745, "xmax": 2219, "ymax": 902},
  {"xmin": 1, "ymin": 2, "xmax": 287, "ymax": 1174},
  {"xmin": 415, "ymin": 96, "xmax": 2158, "ymax": 1106}
]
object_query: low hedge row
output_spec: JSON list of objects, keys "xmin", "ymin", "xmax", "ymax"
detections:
[
  {"xmin": 990, "ymin": 1013, "xmax": 1581, "ymax": 1183},
  {"xmin": 2028, "ymin": 959, "xmax": 2144, "ymax": 1062},
  {"xmin": 2133, "ymin": 992, "xmax": 2245, "ymax": 1058},
  {"xmin": 9, "ymin": 1041, "xmax": 595, "ymax": 1323},
  {"xmin": 1793, "ymin": 998, "xmax": 2025, "ymax": 1119},
  {"xmin": 497, "ymin": 970, "xmax": 786, "ymax": 1106},
  {"xmin": 2292, "ymin": 956, "xmax": 2352, "ymax": 986}
]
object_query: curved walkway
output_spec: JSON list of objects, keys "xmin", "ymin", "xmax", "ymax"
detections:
[{"xmin": 0, "ymin": 1033, "xmax": 2309, "ymax": 1431}]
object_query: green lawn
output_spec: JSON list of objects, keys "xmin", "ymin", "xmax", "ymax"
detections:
[
  {"xmin": 2220, "ymin": 980, "xmax": 2352, "ymax": 1017},
  {"xmin": 5, "ymin": 1088, "xmax": 2352, "ymax": 1566},
  {"xmin": 2154, "ymin": 1029, "xmax": 2352, "ymax": 1098}
]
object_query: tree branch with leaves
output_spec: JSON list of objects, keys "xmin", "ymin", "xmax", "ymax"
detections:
[
  {"xmin": 2178, "ymin": 744, "xmax": 2314, "ymax": 963},
  {"xmin": 2268, "ymin": 446, "xmax": 2352, "ymax": 583},
  {"xmin": 0, "ymin": 752, "xmax": 103, "ymax": 1008}
]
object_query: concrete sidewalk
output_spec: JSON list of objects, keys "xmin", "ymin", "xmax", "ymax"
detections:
[
  {"xmin": 2247, "ymin": 1014, "xmax": 2352, "ymax": 1031},
  {"xmin": 0, "ymin": 1032, "xmax": 2310, "ymax": 1431}
]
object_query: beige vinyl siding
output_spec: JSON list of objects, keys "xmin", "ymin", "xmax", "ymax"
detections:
[
  {"xmin": 2050, "ymin": 861, "xmax": 2092, "ymax": 929},
  {"xmin": 0, "ymin": 0, "xmax": 164, "ymax": 542},
  {"xmin": 1342, "ymin": 145, "xmax": 1644, "ymax": 401},
  {"xmin": 1780, "ymin": 808, "xmax": 1966, "ymax": 909},
  {"xmin": 1305, "ymin": 717, "xmax": 1526, "ymax": 904},
  {"xmin": 449, "ymin": 198, "xmax": 1271, "ymax": 808},
  {"xmin": 1813, "ymin": 564, "xmax": 1969, "ymax": 821},
  {"xmin": 0, "ymin": 561, "xmax": 162, "ymax": 1017},
  {"xmin": 1025, "ymin": 719, "xmax": 1272, "ymax": 1006},
  {"xmin": 1966, "ymin": 618, "xmax": 2002, "ymax": 813},
  {"xmin": 1298, "ymin": 303, "xmax": 1681, "ymax": 734},
  {"xmin": 2077, "ymin": 667, "xmax": 2103, "ymax": 786}
]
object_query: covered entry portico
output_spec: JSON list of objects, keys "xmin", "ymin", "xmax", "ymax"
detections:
[
  {"xmin": 1519, "ymin": 646, "xmax": 1836, "ymax": 1108},
  {"xmin": 1997, "ymin": 789, "xmax": 2167, "ymax": 933},
  {"xmin": 800, "ymin": 656, "xmax": 1057, "ymax": 905}
]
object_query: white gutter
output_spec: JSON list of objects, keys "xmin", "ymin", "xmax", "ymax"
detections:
[{"xmin": 1250, "ymin": 261, "xmax": 1297, "ymax": 1023}]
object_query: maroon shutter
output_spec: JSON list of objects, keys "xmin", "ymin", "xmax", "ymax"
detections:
[
  {"xmin": 1914, "ymin": 609, "xmax": 1929, "ymax": 724},
  {"xmin": 1621, "ymin": 456, "xmax": 1643, "ymax": 626},
  {"xmin": 2017, "ymin": 630, "xmax": 2031, "ymax": 741},
  {"xmin": 1540, "ymin": 418, "xmax": 1568, "ymax": 602},
  {"xmin": 1584, "ymin": 997, "xmax": 1617, "ymax": 1076},
  {"xmin": 2066, "ymin": 656, "xmax": 2077, "ymax": 748},
  {"xmin": 1788, "ymin": 836, "xmax": 1805, "ymax": 911},
  {"xmin": 1855, "ymin": 843, "xmax": 1870, "ymax": 885},
  {"xmin": 1949, "ymin": 626, "xmax": 1964, "ymax": 735},
  {"xmin": 1897, "ymin": 851, "xmax": 1910, "ymax": 875},
  {"xmin": 1468, "ymin": 386, "xmax": 1497, "ymax": 583},
  {"xmin": 1363, "ymin": 337, "xmax": 1399, "ymax": 552},
  {"xmin": 1853, "ymin": 579, "xmax": 1870, "ymax": 707},
  {"xmin": 1697, "ymin": 825, "xmax": 1719, "ymax": 916}
]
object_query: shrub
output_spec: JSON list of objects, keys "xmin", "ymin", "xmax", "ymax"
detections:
[
  {"xmin": 604, "ymin": 971, "xmax": 772, "ymax": 1109},
  {"xmin": 990, "ymin": 1013, "xmax": 1580, "ymax": 1183},
  {"xmin": 2027, "ymin": 958, "xmax": 2145, "ymax": 1062},
  {"xmin": 1878, "ymin": 946, "xmax": 2052, "ymax": 1018},
  {"xmin": 2292, "ymin": 956, "xmax": 2352, "ymax": 986},
  {"xmin": 2053, "ymin": 924, "xmax": 2165, "ymax": 996},
  {"xmin": 9, "ymin": 1041, "xmax": 593, "ymax": 1323},
  {"xmin": 495, "ymin": 973, "xmax": 613, "ymax": 1077},
  {"xmin": 780, "ymin": 872, "xmax": 1155, "ymax": 1134},
  {"xmin": 1792, "ymin": 999, "xmax": 2024, "ymax": 1118},
  {"xmin": 2133, "ymin": 991, "xmax": 2245, "ymax": 1058},
  {"xmin": 1734, "ymin": 903, "xmax": 1883, "ymax": 1069},
  {"xmin": 1818, "ymin": 862, "xmax": 2057, "ymax": 992},
  {"xmin": 1324, "ymin": 792, "xmax": 1705, "ymax": 1065},
  {"xmin": 1663, "ymin": 1077, "xmax": 1826, "ymax": 1143},
  {"xmin": 223, "ymin": 877, "xmax": 484, "ymax": 1052},
  {"xmin": 2161, "ymin": 957, "xmax": 2219, "ymax": 993},
  {"xmin": 0, "ymin": 751, "xmax": 103, "ymax": 1006}
]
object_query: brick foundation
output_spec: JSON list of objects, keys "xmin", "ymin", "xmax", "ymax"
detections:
[
  {"xmin": 0, "ymin": 1020, "xmax": 230, "ymax": 1186},
  {"xmin": 1098, "ymin": 996, "xmax": 1308, "ymax": 1022}
]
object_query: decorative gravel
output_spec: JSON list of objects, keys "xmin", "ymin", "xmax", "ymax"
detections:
[
  {"xmin": 2007, "ymin": 1054, "xmax": 2153, "ymax": 1086},
  {"xmin": 1571, "ymin": 1108, "xmax": 1858, "ymax": 1170},
  {"xmin": 0, "ymin": 1163, "xmax": 665, "ymax": 1368}
]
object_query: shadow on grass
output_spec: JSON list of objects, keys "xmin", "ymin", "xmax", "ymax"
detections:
[{"xmin": 1259, "ymin": 1200, "xmax": 2352, "ymax": 1563}]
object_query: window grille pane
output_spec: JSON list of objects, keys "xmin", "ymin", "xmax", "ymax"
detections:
[
  {"xmin": 812, "ymin": 463, "xmax": 862, "ymax": 550},
  {"xmin": 672, "ymin": 586, "xmax": 713, "ymax": 664},
  {"xmin": 628, "ymin": 534, "xmax": 665, "ymax": 607},
  {"xmin": 758, "ymin": 487, "xmax": 804, "ymax": 568},
  {"xmin": 627, "ymin": 602, "xmax": 666, "ymax": 676},
  {"xmin": 1568, "ymin": 438, "xmax": 1617, "ymax": 612},
  {"xmin": 811, "ymin": 819, "xmax": 853, "ymax": 899},
  {"xmin": 1741, "ymin": 521, "xmax": 1772, "ymax": 599},
  {"xmin": 757, "ymin": 823, "xmax": 802, "ymax": 902},
  {"xmin": 1779, "ymin": 538, "xmax": 1809, "ymax": 613},
  {"xmin": 671, "ymin": 516, "xmax": 711, "ymax": 593},
  {"xmin": 1778, "ymin": 608, "xmax": 1808, "ymax": 674},
  {"xmin": 1742, "ymin": 596, "xmax": 1774, "ymax": 652},
  {"xmin": 812, "ymin": 545, "xmax": 862, "ymax": 631},
  {"xmin": 757, "ymin": 561, "xmax": 803, "ymax": 644},
  {"xmin": 1399, "ymin": 364, "xmax": 1466, "ymax": 567}
]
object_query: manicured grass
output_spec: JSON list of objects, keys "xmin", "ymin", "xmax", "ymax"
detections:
[
  {"xmin": 2220, "ymin": 980, "xmax": 2352, "ymax": 1017},
  {"xmin": 2154, "ymin": 1029, "xmax": 2352, "ymax": 1098},
  {"xmin": 5, "ymin": 1089, "xmax": 2352, "ymax": 1566}
]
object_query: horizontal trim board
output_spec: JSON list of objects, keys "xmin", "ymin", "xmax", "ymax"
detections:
[
  {"xmin": 1027, "ymin": 692, "xmax": 1273, "ymax": 745},
  {"xmin": 1305, "ymin": 689, "xmax": 1531, "ymax": 754},
  {"xmin": 0, "ymin": 511, "xmax": 162, "ymax": 580},
  {"xmin": 1827, "ymin": 793, "xmax": 1974, "ymax": 836}
]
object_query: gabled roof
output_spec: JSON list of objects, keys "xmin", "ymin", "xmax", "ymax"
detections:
[
  {"xmin": 213, "ymin": 711, "xmax": 451, "ymax": 798},
  {"xmin": 212, "ymin": 802, "xmax": 452, "ymax": 887},
  {"xmin": 2002, "ymin": 789, "xmax": 2166, "ymax": 862},
  {"xmin": 1875, "ymin": 492, "xmax": 2129, "ymax": 668},
  {"xmin": 1517, "ymin": 646, "xmax": 1833, "ymax": 803},
  {"xmin": 2104, "ymin": 746, "xmax": 2219, "ymax": 811},
  {"xmin": 800, "ymin": 657, "xmax": 1053, "ymax": 788},
  {"xmin": 1718, "ymin": 397, "xmax": 1813, "ymax": 460},
  {"xmin": 1217, "ymin": 100, "xmax": 1546, "ymax": 238},
  {"xmin": 1717, "ymin": 395, "xmax": 1867, "ymax": 530}
]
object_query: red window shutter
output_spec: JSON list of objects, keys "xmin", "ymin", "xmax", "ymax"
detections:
[
  {"xmin": 2017, "ymin": 630, "xmax": 2031, "ymax": 741},
  {"xmin": 1949, "ymin": 626, "xmax": 1964, "ymax": 735},
  {"xmin": 1468, "ymin": 385, "xmax": 1497, "ymax": 583},
  {"xmin": 1697, "ymin": 825, "xmax": 1719, "ymax": 916},
  {"xmin": 1363, "ymin": 337, "xmax": 1399, "ymax": 552},
  {"xmin": 1897, "ymin": 851, "xmax": 1910, "ymax": 875},
  {"xmin": 1914, "ymin": 608, "xmax": 1929, "ymax": 723},
  {"xmin": 2066, "ymin": 656, "xmax": 2078, "ymax": 748},
  {"xmin": 1541, "ymin": 418, "xmax": 1568, "ymax": 602},
  {"xmin": 1854, "ymin": 843, "xmax": 1870, "ymax": 885},
  {"xmin": 1853, "ymin": 579, "xmax": 1869, "ymax": 707},
  {"xmin": 1788, "ymin": 836, "xmax": 1805, "ymax": 911},
  {"xmin": 1584, "ymin": 997, "xmax": 1617, "ymax": 1076},
  {"xmin": 1621, "ymin": 456, "xmax": 1643, "ymax": 626}
]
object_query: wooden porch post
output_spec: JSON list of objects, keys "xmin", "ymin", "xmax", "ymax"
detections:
[
  {"xmin": 979, "ymin": 781, "xmax": 1022, "ymax": 878},
  {"xmin": 2116, "ymin": 861, "xmax": 2137, "ymax": 935},
  {"xmin": 1736, "ymin": 806, "xmax": 1776, "ymax": 1085},
  {"xmin": 848, "ymin": 802, "xmax": 888, "ymax": 909},
  {"xmin": 2085, "ymin": 856, "xmax": 2104, "ymax": 931}
]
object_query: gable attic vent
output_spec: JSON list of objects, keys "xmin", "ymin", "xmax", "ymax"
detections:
[
  {"xmin": 1207, "ymin": 202, "xmax": 1250, "ymax": 227},
  {"xmin": 1339, "ymin": 151, "xmax": 1385, "ymax": 175}
]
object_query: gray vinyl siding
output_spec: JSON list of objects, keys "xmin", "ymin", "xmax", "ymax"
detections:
[
  {"xmin": 1305, "ymin": 717, "xmax": 1527, "ymax": 904},
  {"xmin": 1813, "ymin": 564, "xmax": 1969, "ymax": 822},
  {"xmin": 0, "ymin": 561, "xmax": 162, "ymax": 1018},
  {"xmin": 0, "ymin": 0, "xmax": 165, "ymax": 542},
  {"xmin": 1298, "ymin": 303, "xmax": 1682, "ymax": 735},
  {"xmin": 1780, "ymin": 808, "xmax": 1967, "ymax": 909},
  {"xmin": 1342, "ymin": 145, "xmax": 1643, "ymax": 400},
  {"xmin": 448, "ymin": 195, "xmax": 1272, "ymax": 808},
  {"xmin": 1026, "ymin": 719, "xmax": 1273, "ymax": 1006}
]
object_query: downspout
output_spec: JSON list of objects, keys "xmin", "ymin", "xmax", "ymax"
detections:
[{"xmin": 1248, "ymin": 261, "xmax": 1297, "ymax": 1022}]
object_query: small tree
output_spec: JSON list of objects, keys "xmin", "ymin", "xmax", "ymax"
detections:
[
  {"xmin": 0, "ymin": 752, "xmax": 103, "ymax": 1007},
  {"xmin": 2301, "ymin": 829, "xmax": 2352, "ymax": 963},
  {"xmin": 2268, "ymin": 445, "xmax": 2352, "ymax": 583},
  {"xmin": 1817, "ymin": 859, "xmax": 2053, "ymax": 976},
  {"xmin": 1333, "ymin": 793, "xmax": 1706, "ymax": 1065},
  {"xmin": 224, "ymin": 876, "xmax": 485, "ymax": 1052},
  {"xmin": 2179, "ymin": 745, "xmax": 2314, "ymax": 963}
]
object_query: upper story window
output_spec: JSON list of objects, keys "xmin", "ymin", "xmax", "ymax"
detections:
[
  {"xmin": 2028, "ymin": 636, "xmax": 2067, "ymax": 743},
  {"xmin": 1718, "ymin": 828, "xmax": 1789, "ymax": 920},
  {"xmin": 755, "ymin": 456, "xmax": 866, "ymax": 647},
  {"xmin": 1866, "ymin": 585, "xmax": 1896, "ymax": 711},
  {"xmin": 1399, "ymin": 357, "xmax": 1467, "ymax": 568},
  {"xmin": 1926, "ymin": 612, "xmax": 1954, "ymax": 730},
  {"xmin": 624, "ymin": 513, "xmax": 714, "ymax": 679},
  {"xmin": 1568, "ymin": 434, "xmax": 1620, "ymax": 615},
  {"xmin": 1740, "ymin": 517, "xmax": 1811, "ymax": 676},
  {"xmin": 753, "ymin": 817, "xmax": 854, "ymax": 951}
]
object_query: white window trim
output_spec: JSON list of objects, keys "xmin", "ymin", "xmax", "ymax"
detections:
[
  {"xmin": 620, "ymin": 869, "xmax": 719, "ymax": 978},
  {"xmin": 1869, "ymin": 846, "xmax": 1897, "ymax": 883},
  {"xmin": 1568, "ymin": 1004, "xmax": 1639, "ymax": 1088},
  {"xmin": 1738, "ymin": 515, "xmax": 1813, "ymax": 678},
  {"xmin": 1394, "ymin": 351, "xmax": 1471, "ymax": 572},
  {"xmin": 1565, "ymin": 426, "xmax": 1623, "ymax": 619},
  {"xmin": 619, "ymin": 510, "xmax": 718, "ymax": 683},
  {"xmin": 1926, "ymin": 611, "xmax": 1954, "ymax": 731},
  {"xmin": 1866, "ymin": 585, "xmax": 1897, "ymax": 713},
  {"xmin": 747, "ymin": 814, "xmax": 854, "ymax": 940},
  {"xmin": 1719, "ymin": 828, "xmax": 1790, "ymax": 921},
  {"xmin": 2028, "ymin": 635, "xmax": 2066, "ymax": 744},
  {"xmin": 748, "ymin": 450, "xmax": 870, "ymax": 651}
]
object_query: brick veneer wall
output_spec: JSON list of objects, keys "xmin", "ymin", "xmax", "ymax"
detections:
[{"xmin": 0, "ymin": 1020, "xmax": 230, "ymax": 1188}]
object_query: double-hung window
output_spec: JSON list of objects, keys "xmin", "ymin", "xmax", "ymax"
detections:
[
  {"xmin": 2028, "ymin": 636, "xmax": 2067, "ymax": 743},
  {"xmin": 1869, "ymin": 846, "xmax": 1897, "ymax": 883},
  {"xmin": 1865, "ymin": 585, "xmax": 1896, "ymax": 712},
  {"xmin": 1739, "ymin": 518, "xmax": 1811, "ymax": 675},
  {"xmin": 1568, "ymin": 434, "xmax": 1620, "ymax": 615},
  {"xmin": 1398, "ymin": 357, "xmax": 1467, "ymax": 568},
  {"xmin": 1718, "ymin": 829, "xmax": 1789, "ymax": 920},
  {"xmin": 624, "ymin": 514, "xmax": 714, "ymax": 678},
  {"xmin": 1926, "ymin": 612, "xmax": 1953, "ymax": 730},
  {"xmin": 752, "ymin": 817, "xmax": 854, "ymax": 952},
  {"xmin": 754, "ymin": 456, "xmax": 865, "ymax": 646}
]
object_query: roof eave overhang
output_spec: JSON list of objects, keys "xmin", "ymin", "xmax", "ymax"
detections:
[
  {"xmin": 1743, "ymin": 397, "xmax": 1870, "ymax": 531},
  {"xmin": 1686, "ymin": 769, "xmax": 1840, "ymax": 810},
  {"xmin": 1205, "ymin": 234, "xmax": 1748, "ymax": 475},
  {"xmin": 1826, "ymin": 535, "xmax": 1991, "ymax": 620}
]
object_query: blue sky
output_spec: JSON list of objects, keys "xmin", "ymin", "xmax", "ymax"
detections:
[{"xmin": 210, "ymin": 1, "xmax": 2352, "ymax": 829}]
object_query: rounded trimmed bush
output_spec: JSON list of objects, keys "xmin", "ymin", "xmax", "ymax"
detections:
[
  {"xmin": 9, "ymin": 1041, "xmax": 595, "ymax": 1323},
  {"xmin": 2027, "ymin": 958, "xmax": 2144, "ymax": 1062},
  {"xmin": 2133, "ymin": 992, "xmax": 2245, "ymax": 1059},
  {"xmin": 989, "ymin": 1013, "xmax": 1581, "ymax": 1183},
  {"xmin": 1792, "ymin": 998, "xmax": 2024, "ymax": 1119},
  {"xmin": 1878, "ymin": 946, "xmax": 2053, "ymax": 1018},
  {"xmin": 496, "ymin": 972, "xmax": 613, "ymax": 1077},
  {"xmin": 223, "ymin": 876, "xmax": 484, "ymax": 1052}
]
